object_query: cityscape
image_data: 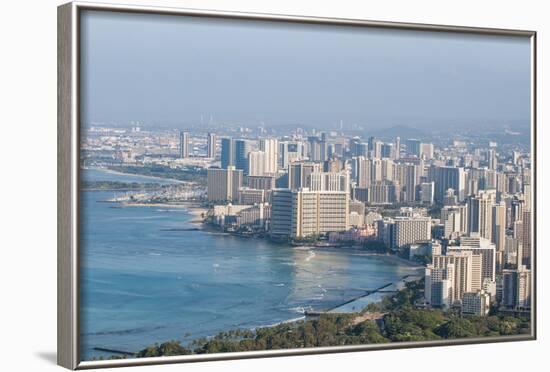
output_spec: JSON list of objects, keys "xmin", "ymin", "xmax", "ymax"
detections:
[
  {"xmin": 80, "ymin": 120, "xmax": 532, "ymax": 359},
  {"xmin": 78, "ymin": 9, "xmax": 533, "ymax": 362}
]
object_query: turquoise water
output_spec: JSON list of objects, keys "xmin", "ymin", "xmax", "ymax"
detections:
[{"xmin": 80, "ymin": 169, "xmax": 419, "ymax": 360}]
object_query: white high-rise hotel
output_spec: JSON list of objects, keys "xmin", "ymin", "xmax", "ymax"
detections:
[
  {"xmin": 259, "ymin": 138, "xmax": 278, "ymax": 175},
  {"xmin": 271, "ymin": 189, "xmax": 349, "ymax": 239}
]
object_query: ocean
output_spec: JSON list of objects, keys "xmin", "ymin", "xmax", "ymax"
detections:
[{"xmin": 79, "ymin": 168, "xmax": 419, "ymax": 360}]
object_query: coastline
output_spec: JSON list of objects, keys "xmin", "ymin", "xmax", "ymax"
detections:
[
  {"xmin": 85, "ymin": 166, "xmax": 186, "ymax": 184},
  {"xmin": 120, "ymin": 201, "xmax": 208, "ymax": 224}
]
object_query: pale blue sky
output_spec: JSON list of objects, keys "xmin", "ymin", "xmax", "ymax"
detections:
[{"xmin": 81, "ymin": 10, "xmax": 531, "ymax": 130}]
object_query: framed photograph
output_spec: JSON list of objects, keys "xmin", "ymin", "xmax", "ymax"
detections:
[{"xmin": 57, "ymin": 1, "xmax": 537, "ymax": 369}]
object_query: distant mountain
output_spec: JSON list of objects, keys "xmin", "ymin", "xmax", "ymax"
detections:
[{"xmin": 369, "ymin": 125, "xmax": 429, "ymax": 140}]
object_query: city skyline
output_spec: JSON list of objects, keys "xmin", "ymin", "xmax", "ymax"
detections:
[{"xmin": 76, "ymin": 8, "xmax": 534, "ymax": 363}]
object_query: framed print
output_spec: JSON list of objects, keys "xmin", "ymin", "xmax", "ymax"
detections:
[{"xmin": 57, "ymin": 1, "xmax": 537, "ymax": 369}]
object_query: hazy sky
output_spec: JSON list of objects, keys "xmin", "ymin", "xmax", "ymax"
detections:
[{"xmin": 81, "ymin": 10, "xmax": 531, "ymax": 129}]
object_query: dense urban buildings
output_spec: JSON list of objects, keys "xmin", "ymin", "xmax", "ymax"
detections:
[
  {"xmin": 201, "ymin": 130, "xmax": 532, "ymax": 315},
  {"xmin": 82, "ymin": 124, "xmax": 533, "ymax": 318}
]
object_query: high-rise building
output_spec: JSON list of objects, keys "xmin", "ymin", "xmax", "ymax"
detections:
[
  {"xmin": 448, "ymin": 235, "xmax": 496, "ymax": 283},
  {"xmin": 433, "ymin": 166, "xmax": 466, "ymax": 202},
  {"xmin": 467, "ymin": 190, "xmax": 496, "ymax": 240},
  {"xmin": 238, "ymin": 188, "xmax": 266, "ymax": 205},
  {"xmin": 288, "ymin": 162, "xmax": 321, "ymax": 190},
  {"xmin": 270, "ymin": 189, "xmax": 349, "ymax": 239},
  {"xmin": 309, "ymin": 170, "xmax": 350, "ymax": 192},
  {"xmin": 441, "ymin": 205, "xmax": 468, "ymax": 239},
  {"xmin": 179, "ymin": 131, "xmax": 190, "ymax": 158},
  {"xmin": 279, "ymin": 141, "xmax": 304, "ymax": 169},
  {"xmin": 207, "ymin": 132, "xmax": 216, "ymax": 158},
  {"xmin": 270, "ymin": 189, "xmax": 294, "ymax": 239},
  {"xmin": 394, "ymin": 162, "xmax": 420, "ymax": 203},
  {"xmin": 234, "ymin": 139, "xmax": 252, "ymax": 174},
  {"xmin": 420, "ymin": 143, "xmax": 434, "ymax": 160},
  {"xmin": 247, "ymin": 175, "xmax": 276, "ymax": 191},
  {"xmin": 521, "ymin": 210, "xmax": 532, "ymax": 268},
  {"xmin": 394, "ymin": 137, "xmax": 401, "ymax": 160},
  {"xmin": 487, "ymin": 149, "xmax": 497, "ymax": 170},
  {"xmin": 405, "ymin": 139, "xmax": 421, "ymax": 157},
  {"xmin": 368, "ymin": 180, "xmax": 399, "ymax": 204},
  {"xmin": 308, "ymin": 136, "xmax": 325, "ymax": 162},
  {"xmin": 221, "ymin": 137, "xmax": 234, "ymax": 169},
  {"xmin": 420, "ymin": 182, "xmax": 435, "ymax": 204},
  {"xmin": 393, "ymin": 216, "xmax": 431, "ymax": 249},
  {"xmin": 259, "ymin": 138, "xmax": 278, "ymax": 174},
  {"xmin": 432, "ymin": 251, "xmax": 482, "ymax": 301},
  {"xmin": 492, "ymin": 201, "xmax": 506, "ymax": 252},
  {"xmin": 248, "ymin": 151, "xmax": 266, "ymax": 176},
  {"xmin": 425, "ymin": 264, "xmax": 454, "ymax": 308},
  {"xmin": 502, "ymin": 266, "xmax": 531, "ymax": 309},
  {"xmin": 462, "ymin": 290, "xmax": 491, "ymax": 315},
  {"xmin": 207, "ymin": 166, "xmax": 243, "ymax": 202}
]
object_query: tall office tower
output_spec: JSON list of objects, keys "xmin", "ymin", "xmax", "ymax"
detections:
[
  {"xmin": 492, "ymin": 201, "xmax": 506, "ymax": 253},
  {"xmin": 234, "ymin": 139, "xmax": 252, "ymax": 174},
  {"xmin": 441, "ymin": 205, "xmax": 468, "ymax": 239},
  {"xmin": 425, "ymin": 264, "xmax": 454, "ymax": 308},
  {"xmin": 207, "ymin": 166, "xmax": 243, "ymax": 202},
  {"xmin": 449, "ymin": 235, "xmax": 496, "ymax": 283},
  {"xmin": 179, "ymin": 131, "xmax": 190, "ymax": 158},
  {"xmin": 420, "ymin": 143, "xmax": 434, "ymax": 160},
  {"xmin": 394, "ymin": 137, "xmax": 401, "ymax": 160},
  {"xmin": 521, "ymin": 210, "xmax": 532, "ymax": 268},
  {"xmin": 248, "ymin": 151, "xmax": 266, "ymax": 176},
  {"xmin": 206, "ymin": 132, "xmax": 216, "ymax": 158},
  {"xmin": 405, "ymin": 139, "xmax": 422, "ymax": 157},
  {"xmin": 487, "ymin": 149, "xmax": 497, "ymax": 170},
  {"xmin": 502, "ymin": 266, "xmax": 531, "ymax": 309},
  {"xmin": 433, "ymin": 166, "xmax": 466, "ymax": 203},
  {"xmin": 270, "ymin": 189, "xmax": 294, "ymax": 239},
  {"xmin": 433, "ymin": 251, "xmax": 482, "ymax": 301},
  {"xmin": 369, "ymin": 180, "xmax": 399, "ymax": 204},
  {"xmin": 259, "ymin": 138, "xmax": 278, "ymax": 174},
  {"xmin": 270, "ymin": 189, "xmax": 349, "ymax": 239},
  {"xmin": 420, "ymin": 182, "xmax": 435, "ymax": 204},
  {"xmin": 221, "ymin": 137, "xmax": 234, "ymax": 169},
  {"xmin": 288, "ymin": 162, "xmax": 321, "ymax": 190},
  {"xmin": 247, "ymin": 175, "xmax": 276, "ymax": 191},
  {"xmin": 468, "ymin": 190, "xmax": 496, "ymax": 240},
  {"xmin": 309, "ymin": 170, "xmax": 350, "ymax": 192}
]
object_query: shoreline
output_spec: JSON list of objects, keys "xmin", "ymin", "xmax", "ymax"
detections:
[{"xmin": 84, "ymin": 166, "xmax": 186, "ymax": 184}]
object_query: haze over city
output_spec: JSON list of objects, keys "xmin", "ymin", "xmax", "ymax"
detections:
[{"xmin": 81, "ymin": 10, "xmax": 531, "ymax": 131}]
